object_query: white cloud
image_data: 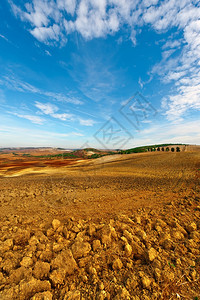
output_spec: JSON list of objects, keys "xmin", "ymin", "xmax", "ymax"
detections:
[
  {"xmin": 35, "ymin": 101, "xmax": 58, "ymax": 114},
  {"xmin": 51, "ymin": 113, "xmax": 73, "ymax": 120},
  {"xmin": 0, "ymin": 34, "xmax": 9, "ymax": 42},
  {"xmin": 57, "ymin": 0, "xmax": 76, "ymax": 15},
  {"xmin": 72, "ymin": 132, "xmax": 84, "ymax": 136},
  {"xmin": 13, "ymin": 113, "xmax": 44, "ymax": 124},
  {"xmin": 45, "ymin": 49, "xmax": 51, "ymax": 56},
  {"xmin": 79, "ymin": 118, "xmax": 95, "ymax": 126}
]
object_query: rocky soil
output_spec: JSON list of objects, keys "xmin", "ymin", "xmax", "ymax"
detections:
[
  {"xmin": 0, "ymin": 152, "xmax": 199, "ymax": 299},
  {"xmin": 0, "ymin": 197, "xmax": 199, "ymax": 299}
]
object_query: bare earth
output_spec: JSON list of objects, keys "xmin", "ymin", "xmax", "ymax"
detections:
[{"xmin": 0, "ymin": 151, "xmax": 199, "ymax": 299}]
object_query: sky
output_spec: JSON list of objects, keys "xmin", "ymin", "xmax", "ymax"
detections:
[{"xmin": 0, "ymin": 0, "xmax": 200, "ymax": 149}]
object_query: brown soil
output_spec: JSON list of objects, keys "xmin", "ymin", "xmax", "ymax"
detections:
[{"xmin": 0, "ymin": 151, "xmax": 199, "ymax": 299}]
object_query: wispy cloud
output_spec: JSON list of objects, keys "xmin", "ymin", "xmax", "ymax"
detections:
[
  {"xmin": 35, "ymin": 101, "xmax": 95, "ymax": 125},
  {"xmin": 0, "ymin": 34, "xmax": 10, "ymax": 43},
  {"xmin": 35, "ymin": 101, "xmax": 58, "ymax": 114},
  {"xmin": 79, "ymin": 118, "xmax": 95, "ymax": 126},
  {"xmin": 12, "ymin": 112, "xmax": 45, "ymax": 124},
  {"xmin": 51, "ymin": 113, "xmax": 73, "ymax": 121},
  {"xmin": 0, "ymin": 76, "xmax": 83, "ymax": 105}
]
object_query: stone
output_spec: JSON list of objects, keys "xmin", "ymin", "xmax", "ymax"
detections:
[
  {"xmin": 51, "ymin": 249, "xmax": 77, "ymax": 275},
  {"xmin": 131, "ymin": 241, "xmax": 144, "ymax": 259},
  {"xmin": 33, "ymin": 261, "xmax": 50, "ymax": 279},
  {"xmin": 187, "ymin": 222, "xmax": 197, "ymax": 233},
  {"xmin": 14, "ymin": 229, "xmax": 30, "ymax": 246},
  {"xmin": 0, "ymin": 239, "xmax": 13, "ymax": 252},
  {"xmin": 96, "ymin": 290, "xmax": 107, "ymax": 300},
  {"xmin": 93, "ymin": 239, "xmax": 101, "ymax": 251},
  {"xmin": 50, "ymin": 269, "xmax": 65, "ymax": 286},
  {"xmin": 20, "ymin": 257, "xmax": 33, "ymax": 268},
  {"xmin": 9, "ymin": 266, "xmax": 32, "ymax": 284},
  {"xmin": 162, "ymin": 239, "xmax": 173, "ymax": 250},
  {"xmin": 19, "ymin": 278, "xmax": 51, "ymax": 299},
  {"xmin": 52, "ymin": 219, "xmax": 61, "ymax": 230},
  {"xmin": 141, "ymin": 276, "xmax": 151, "ymax": 289},
  {"xmin": 136, "ymin": 230, "xmax": 147, "ymax": 240},
  {"xmin": 112, "ymin": 258, "xmax": 123, "ymax": 270},
  {"xmin": 71, "ymin": 241, "xmax": 91, "ymax": 259},
  {"xmin": 125, "ymin": 244, "xmax": 132, "ymax": 257},
  {"xmin": 147, "ymin": 247, "xmax": 157, "ymax": 262},
  {"xmin": 63, "ymin": 290, "xmax": 81, "ymax": 300},
  {"xmin": 171, "ymin": 230, "xmax": 184, "ymax": 240},
  {"xmin": 31, "ymin": 291, "xmax": 53, "ymax": 300}
]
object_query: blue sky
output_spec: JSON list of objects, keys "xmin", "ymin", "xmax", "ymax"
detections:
[{"xmin": 0, "ymin": 0, "xmax": 200, "ymax": 149}]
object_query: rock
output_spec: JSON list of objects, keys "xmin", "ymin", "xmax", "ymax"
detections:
[
  {"xmin": 52, "ymin": 219, "xmax": 61, "ymax": 230},
  {"xmin": 125, "ymin": 244, "xmax": 132, "ymax": 257},
  {"xmin": 71, "ymin": 241, "xmax": 91, "ymax": 259},
  {"xmin": 63, "ymin": 290, "xmax": 81, "ymax": 300},
  {"xmin": 40, "ymin": 250, "xmax": 53, "ymax": 262},
  {"xmin": 9, "ymin": 266, "xmax": 32, "ymax": 284},
  {"xmin": 191, "ymin": 269, "xmax": 197, "ymax": 281},
  {"xmin": 20, "ymin": 257, "xmax": 33, "ymax": 268},
  {"xmin": 2, "ymin": 258, "xmax": 19, "ymax": 274},
  {"xmin": 131, "ymin": 241, "xmax": 144, "ymax": 259},
  {"xmin": 99, "ymin": 224, "xmax": 117, "ymax": 246},
  {"xmin": 135, "ymin": 216, "xmax": 141, "ymax": 224},
  {"xmin": 141, "ymin": 276, "xmax": 151, "ymax": 289},
  {"xmin": 187, "ymin": 222, "xmax": 197, "ymax": 233},
  {"xmin": 50, "ymin": 269, "xmax": 65, "ymax": 286},
  {"xmin": 33, "ymin": 261, "xmax": 50, "ymax": 279},
  {"xmin": 171, "ymin": 230, "xmax": 184, "ymax": 240},
  {"xmin": 88, "ymin": 266, "xmax": 97, "ymax": 277},
  {"xmin": 52, "ymin": 243, "xmax": 63, "ymax": 252},
  {"xmin": 162, "ymin": 239, "xmax": 173, "ymax": 250},
  {"xmin": 88, "ymin": 224, "xmax": 96, "ymax": 236},
  {"xmin": 147, "ymin": 247, "xmax": 157, "ymax": 262},
  {"xmin": 0, "ymin": 239, "xmax": 13, "ymax": 252},
  {"xmin": 136, "ymin": 230, "xmax": 147, "ymax": 240},
  {"xmin": 29, "ymin": 236, "xmax": 39, "ymax": 246},
  {"xmin": 19, "ymin": 277, "xmax": 51, "ymax": 299},
  {"xmin": 99, "ymin": 282, "xmax": 104, "ymax": 290},
  {"xmin": 112, "ymin": 258, "xmax": 123, "ymax": 270},
  {"xmin": 51, "ymin": 249, "xmax": 77, "ymax": 275},
  {"xmin": 0, "ymin": 287, "xmax": 17, "ymax": 300},
  {"xmin": 14, "ymin": 229, "xmax": 30, "ymax": 246},
  {"xmin": 126, "ymin": 276, "xmax": 138, "ymax": 290},
  {"xmin": 93, "ymin": 239, "xmax": 101, "ymax": 251},
  {"xmin": 114, "ymin": 287, "xmax": 130, "ymax": 300},
  {"xmin": 190, "ymin": 231, "xmax": 200, "ymax": 241},
  {"xmin": 96, "ymin": 290, "xmax": 107, "ymax": 300},
  {"xmin": 31, "ymin": 291, "xmax": 53, "ymax": 300},
  {"xmin": 154, "ymin": 268, "xmax": 161, "ymax": 281}
]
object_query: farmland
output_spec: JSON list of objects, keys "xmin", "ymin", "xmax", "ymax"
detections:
[{"xmin": 0, "ymin": 150, "xmax": 199, "ymax": 299}]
